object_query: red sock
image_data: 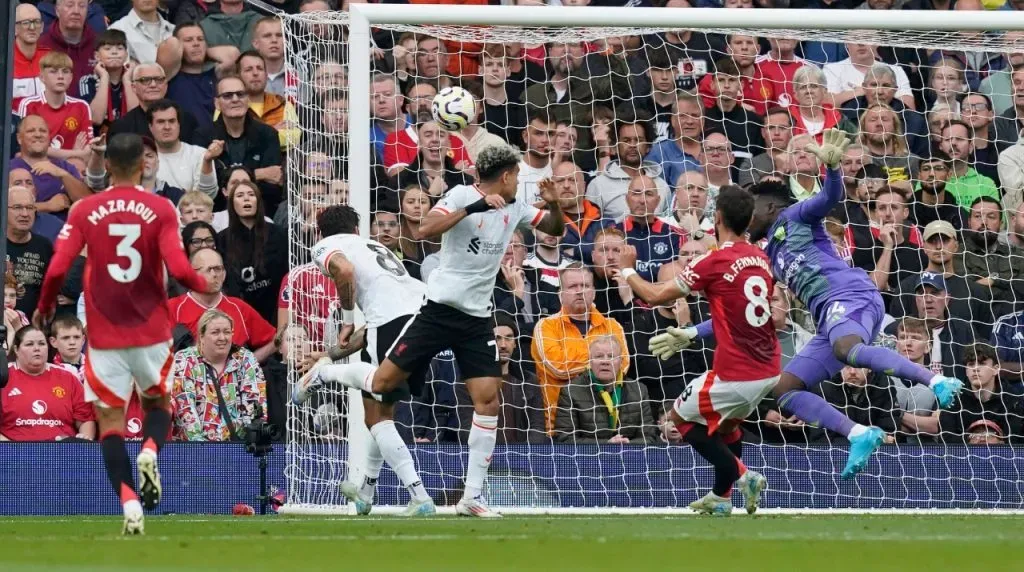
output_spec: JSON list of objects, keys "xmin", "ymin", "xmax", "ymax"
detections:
[
  {"xmin": 120, "ymin": 482, "xmax": 139, "ymax": 505},
  {"xmin": 141, "ymin": 437, "xmax": 158, "ymax": 455},
  {"xmin": 735, "ymin": 457, "xmax": 748, "ymax": 478}
]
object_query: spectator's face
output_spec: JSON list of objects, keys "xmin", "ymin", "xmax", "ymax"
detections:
[
  {"xmin": 862, "ymin": 71, "xmax": 896, "ymax": 105},
  {"xmin": 915, "ymin": 286, "xmax": 948, "ymax": 320},
  {"xmin": 862, "ymin": 108, "xmax": 897, "ymax": 143},
  {"xmin": 794, "ymin": 80, "xmax": 825, "ymax": 108},
  {"xmin": 588, "ymin": 339, "xmax": 621, "ymax": 383},
  {"xmin": 4, "ymin": 287, "xmax": 17, "ymax": 310},
  {"xmin": 134, "ymin": 0, "xmax": 159, "ymax": 12},
  {"xmin": 554, "ymin": 123, "xmax": 577, "ymax": 153},
  {"xmin": 149, "ymin": 108, "xmax": 180, "ymax": 146},
  {"xmin": 552, "ymin": 162, "xmax": 585, "ymax": 209},
  {"xmin": 133, "ymin": 65, "xmax": 167, "ymax": 105},
  {"xmin": 40, "ymin": 65, "xmax": 72, "ymax": 95},
  {"xmin": 405, "ymin": 84, "xmax": 437, "ymax": 118},
  {"xmin": 524, "ymin": 118, "xmax": 554, "ymax": 159},
  {"xmin": 56, "ymin": 0, "xmax": 87, "ymax": 32},
  {"xmin": 727, "ymin": 35, "xmax": 758, "ymax": 68},
  {"xmin": 185, "ymin": 226, "xmax": 216, "ymax": 254},
  {"xmin": 1012, "ymin": 67, "xmax": 1024, "ymax": 109},
  {"xmin": 626, "ymin": 178, "xmax": 660, "ymax": 217},
  {"xmin": 482, "ymin": 53, "xmax": 509, "ymax": 88},
  {"xmin": 969, "ymin": 201, "xmax": 1002, "ymax": 233},
  {"xmin": 591, "ymin": 234, "xmax": 624, "ymax": 277},
  {"xmin": 649, "ymin": 66, "xmax": 676, "ymax": 95},
  {"xmin": 176, "ymin": 25, "xmax": 207, "ymax": 65},
  {"xmin": 501, "ymin": 233, "xmax": 527, "ymax": 268},
  {"xmin": 300, "ymin": 0, "xmax": 332, "ymax": 38},
  {"xmin": 416, "ymin": 38, "xmax": 446, "ymax": 79},
  {"xmin": 14, "ymin": 329, "xmax": 48, "ymax": 371},
  {"xmin": 677, "ymin": 238, "xmax": 707, "ymax": 268},
  {"xmin": 305, "ymin": 152, "xmax": 333, "ymax": 180},
  {"xmin": 226, "ymin": 169, "xmax": 253, "ymax": 198},
  {"xmin": 841, "ymin": 147, "xmax": 867, "ymax": 180},
  {"xmin": 548, "ymin": 43, "xmax": 570, "ymax": 76},
  {"xmin": 930, "ymin": 62, "xmax": 964, "ymax": 101},
  {"xmin": 374, "ymin": 213, "xmax": 401, "ymax": 248},
  {"xmin": 1013, "ymin": 204, "xmax": 1024, "ymax": 236},
  {"xmin": 846, "ymin": 42, "xmax": 875, "ymax": 63},
  {"xmin": 840, "ymin": 366, "xmax": 869, "ymax": 387},
  {"xmin": 674, "ymin": 99, "xmax": 703, "ymax": 140},
  {"xmin": 961, "ymin": 94, "xmax": 994, "ymax": 130},
  {"xmin": 559, "ymin": 268, "xmax": 595, "ymax": 315},
  {"xmin": 232, "ymin": 184, "xmax": 259, "ymax": 220},
  {"xmin": 675, "ymin": 172, "xmax": 709, "ymax": 215},
  {"xmin": 191, "ymin": 250, "xmax": 226, "ymax": 294},
  {"xmin": 7, "ymin": 188, "xmax": 37, "ymax": 233},
  {"xmin": 724, "ymin": 0, "xmax": 753, "ymax": 7},
  {"xmin": 874, "ymin": 191, "xmax": 907, "ymax": 226},
  {"xmin": 15, "ymin": 4, "xmax": 42, "ymax": 45},
  {"xmin": 762, "ymin": 112, "xmax": 793, "ymax": 153},
  {"xmin": 239, "ymin": 56, "xmax": 268, "ymax": 95},
  {"xmin": 714, "ymin": 73, "xmax": 741, "ymax": 103},
  {"xmin": 324, "ymin": 97, "xmax": 349, "ymax": 136},
  {"xmin": 9, "ymin": 168, "xmax": 36, "ymax": 193},
  {"xmin": 924, "ymin": 233, "xmax": 957, "ymax": 266},
  {"xmin": 216, "ymin": 78, "xmax": 250, "ymax": 119},
  {"xmin": 50, "ymin": 326, "xmax": 84, "ymax": 360},
  {"xmin": 966, "ymin": 358, "xmax": 998, "ymax": 391},
  {"xmin": 969, "ymin": 427, "xmax": 1004, "ymax": 445},
  {"xmin": 17, "ymin": 115, "xmax": 49, "ymax": 156},
  {"xmin": 371, "ymin": 78, "xmax": 402, "ymax": 121},
  {"xmin": 180, "ymin": 203, "xmax": 213, "ymax": 227},
  {"xmin": 279, "ymin": 326, "xmax": 311, "ymax": 366},
  {"xmin": 769, "ymin": 37, "xmax": 798, "ymax": 56},
  {"xmin": 616, "ymin": 123, "xmax": 649, "ymax": 168},
  {"xmin": 940, "ymin": 124, "xmax": 972, "ymax": 161},
  {"xmin": 493, "ymin": 324, "xmax": 516, "ymax": 365},
  {"xmin": 770, "ymin": 284, "xmax": 791, "ymax": 329},
  {"xmin": 96, "ymin": 43, "xmax": 128, "ymax": 70},
  {"xmin": 200, "ymin": 317, "xmax": 234, "ymax": 359},
  {"xmin": 789, "ymin": 135, "xmax": 818, "ymax": 175},
  {"xmin": 253, "ymin": 20, "xmax": 284, "ymax": 61},
  {"xmin": 328, "ymin": 180, "xmax": 349, "ymax": 206},
  {"xmin": 313, "ymin": 63, "xmax": 346, "ymax": 96},
  {"xmin": 918, "ymin": 160, "xmax": 949, "ymax": 192},
  {"xmin": 896, "ymin": 329, "xmax": 929, "ymax": 362},
  {"xmin": 417, "ymin": 121, "xmax": 446, "ymax": 164},
  {"xmin": 401, "ymin": 187, "xmax": 431, "ymax": 224},
  {"xmin": 700, "ymin": 133, "xmax": 733, "ymax": 169},
  {"xmin": 534, "ymin": 228, "xmax": 559, "ymax": 248},
  {"xmin": 142, "ymin": 147, "xmax": 159, "ymax": 179}
]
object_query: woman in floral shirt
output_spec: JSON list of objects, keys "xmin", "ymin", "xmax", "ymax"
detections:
[{"xmin": 171, "ymin": 309, "xmax": 267, "ymax": 441}]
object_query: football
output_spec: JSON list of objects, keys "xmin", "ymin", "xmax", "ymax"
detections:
[{"xmin": 431, "ymin": 86, "xmax": 476, "ymax": 131}]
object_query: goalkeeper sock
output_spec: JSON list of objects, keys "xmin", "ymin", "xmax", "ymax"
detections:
[
  {"xmin": 778, "ymin": 390, "xmax": 856, "ymax": 437},
  {"xmin": 372, "ymin": 420, "xmax": 430, "ymax": 502},
  {"xmin": 463, "ymin": 413, "xmax": 498, "ymax": 500},
  {"xmin": 844, "ymin": 343, "xmax": 935, "ymax": 386},
  {"xmin": 140, "ymin": 406, "xmax": 171, "ymax": 455},
  {"xmin": 357, "ymin": 430, "xmax": 385, "ymax": 501},
  {"xmin": 319, "ymin": 362, "xmax": 378, "ymax": 393},
  {"xmin": 100, "ymin": 430, "xmax": 138, "ymax": 505},
  {"xmin": 683, "ymin": 425, "xmax": 740, "ymax": 497}
]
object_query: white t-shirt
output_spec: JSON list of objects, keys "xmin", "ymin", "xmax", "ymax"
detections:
[
  {"xmin": 428, "ymin": 184, "xmax": 543, "ymax": 317},
  {"xmin": 312, "ymin": 234, "xmax": 426, "ymax": 328},
  {"xmin": 157, "ymin": 143, "xmax": 216, "ymax": 197},
  {"xmin": 823, "ymin": 59, "xmax": 913, "ymax": 101},
  {"xmin": 515, "ymin": 160, "xmax": 553, "ymax": 205}
]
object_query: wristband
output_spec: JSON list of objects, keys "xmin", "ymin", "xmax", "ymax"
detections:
[
  {"xmin": 620, "ymin": 268, "xmax": 638, "ymax": 280},
  {"xmin": 464, "ymin": 197, "xmax": 494, "ymax": 215},
  {"xmin": 341, "ymin": 308, "xmax": 355, "ymax": 324}
]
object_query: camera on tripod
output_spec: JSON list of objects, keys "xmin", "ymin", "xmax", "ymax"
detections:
[{"xmin": 244, "ymin": 405, "xmax": 275, "ymax": 457}]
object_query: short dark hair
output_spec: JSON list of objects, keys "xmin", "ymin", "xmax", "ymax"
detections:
[
  {"xmin": 146, "ymin": 99, "xmax": 181, "ymax": 125},
  {"xmin": 747, "ymin": 179, "xmax": 795, "ymax": 208},
  {"xmin": 960, "ymin": 91, "xmax": 992, "ymax": 110},
  {"xmin": 964, "ymin": 343, "xmax": 998, "ymax": 366},
  {"xmin": 941, "ymin": 118, "xmax": 972, "ymax": 136},
  {"xmin": 527, "ymin": 106, "xmax": 552, "ymax": 127},
  {"xmin": 173, "ymin": 21, "xmax": 203, "ymax": 38},
  {"xmin": 492, "ymin": 312, "xmax": 519, "ymax": 338},
  {"xmin": 317, "ymin": 205, "xmax": 360, "ymax": 236},
  {"xmin": 612, "ymin": 109, "xmax": 654, "ymax": 147},
  {"xmin": 712, "ymin": 57, "xmax": 741, "ymax": 77},
  {"xmin": 105, "ymin": 133, "xmax": 145, "ymax": 179},
  {"xmin": 919, "ymin": 149, "xmax": 952, "ymax": 166},
  {"xmin": 238, "ymin": 49, "xmax": 265, "ymax": 67},
  {"xmin": 96, "ymin": 28, "xmax": 127, "ymax": 49},
  {"xmin": 49, "ymin": 315, "xmax": 84, "ymax": 336},
  {"xmin": 764, "ymin": 106, "xmax": 793, "ymax": 125},
  {"xmin": 971, "ymin": 195, "xmax": 1002, "ymax": 211},
  {"xmin": 716, "ymin": 185, "xmax": 756, "ymax": 235},
  {"xmin": 645, "ymin": 45, "xmax": 674, "ymax": 70}
]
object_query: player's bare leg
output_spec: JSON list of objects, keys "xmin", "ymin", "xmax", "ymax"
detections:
[
  {"xmin": 340, "ymin": 398, "xmax": 435, "ymax": 517},
  {"xmin": 456, "ymin": 376, "xmax": 502, "ymax": 518},
  {"xmin": 136, "ymin": 392, "xmax": 172, "ymax": 511},
  {"xmin": 94, "ymin": 404, "xmax": 143, "ymax": 535}
]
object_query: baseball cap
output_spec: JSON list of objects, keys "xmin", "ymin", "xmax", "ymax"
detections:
[
  {"xmin": 916, "ymin": 271, "xmax": 946, "ymax": 292},
  {"xmin": 922, "ymin": 220, "xmax": 957, "ymax": 242}
]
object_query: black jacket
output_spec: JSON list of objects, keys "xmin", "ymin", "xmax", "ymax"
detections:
[
  {"xmin": 199, "ymin": 113, "xmax": 284, "ymax": 215},
  {"xmin": 217, "ymin": 222, "xmax": 290, "ymax": 326}
]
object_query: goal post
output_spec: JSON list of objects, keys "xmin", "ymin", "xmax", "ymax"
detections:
[{"xmin": 280, "ymin": 3, "xmax": 1024, "ymax": 515}]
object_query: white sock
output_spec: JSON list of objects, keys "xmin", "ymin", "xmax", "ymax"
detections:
[
  {"xmin": 847, "ymin": 424, "xmax": 869, "ymax": 438},
  {"xmin": 320, "ymin": 362, "xmax": 377, "ymax": 393},
  {"xmin": 357, "ymin": 432, "xmax": 385, "ymax": 501},
  {"xmin": 123, "ymin": 499, "xmax": 142, "ymax": 515},
  {"xmin": 927, "ymin": 374, "xmax": 944, "ymax": 388},
  {"xmin": 371, "ymin": 420, "xmax": 430, "ymax": 503},
  {"xmin": 463, "ymin": 413, "xmax": 498, "ymax": 500}
]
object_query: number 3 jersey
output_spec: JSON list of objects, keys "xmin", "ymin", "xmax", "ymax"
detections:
[
  {"xmin": 312, "ymin": 234, "xmax": 426, "ymax": 328},
  {"xmin": 675, "ymin": 240, "xmax": 781, "ymax": 382},
  {"xmin": 37, "ymin": 186, "xmax": 207, "ymax": 350}
]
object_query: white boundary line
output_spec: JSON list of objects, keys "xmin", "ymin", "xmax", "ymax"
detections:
[{"xmin": 277, "ymin": 506, "xmax": 1024, "ymax": 516}]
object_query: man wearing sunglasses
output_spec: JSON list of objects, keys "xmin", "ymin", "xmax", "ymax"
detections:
[{"xmin": 107, "ymin": 62, "xmax": 205, "ymax": 146}]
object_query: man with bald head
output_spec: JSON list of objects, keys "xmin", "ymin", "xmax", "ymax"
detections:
[
  {"xmin": 39, "ymin": 0, "xmax": 99, "ymax": 98},
  {"xmin": 8, "ymin": 115, "xmax": 91, "ymax": 217},
  {"xmin": 107, "ymin": 63, "xmax": 205, "ymax": 145},
  {"xmin": 552, "ymin": 161, "xmax": 614, "ymax": 263},
  {"xmin": 13, "ymin": 3, "xmax": 48, "ymax": 109},
  {"xmin": 6, "ymin": 186, "xmax": 54, "ymax": 316},
  {"xmin": 9, "ymin": 168, "xmax": 64, "ymax": 243},
  {"xmin": 614, "ymin": 174, "xmax": 685, "ymax": 282}
]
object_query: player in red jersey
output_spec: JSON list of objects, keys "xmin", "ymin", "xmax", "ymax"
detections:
[
  {"xmin": 34, "ymin": 133, "xmax": 208, "ymax": 535},
  {"xmin": 617, "ymin": 185, "xmax": 780, "ymax": 517}
]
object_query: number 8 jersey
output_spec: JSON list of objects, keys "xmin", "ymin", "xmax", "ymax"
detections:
[
  {"xmin": 674, "ymin": 240, "xmax": 781, "ymax": 382},
  {"xmin": 312, "ymin": 234, "xmax": 426, "ymax": 328}
]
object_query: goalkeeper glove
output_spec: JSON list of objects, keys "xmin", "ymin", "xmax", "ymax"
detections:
[
  {"xmin": 804, "ymin": 128, "xmax": 850, "ymax": 170},
  {"xmin": 649, "ymin": 326, "xmax": 698, "ymax": 360}
]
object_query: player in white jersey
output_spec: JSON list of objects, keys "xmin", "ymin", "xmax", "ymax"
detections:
[
  {"xmin": 302, "ymin": 144, "xmax": 566, "ymax": 517},
  {"xmin": 293, "ymin": 204, "xmax": 435, "ymax": 517}
]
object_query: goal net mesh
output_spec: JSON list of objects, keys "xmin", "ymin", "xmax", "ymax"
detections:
[{"xmin": 280, "ymin": 8, "xmax": 1024, "ymax": 512}]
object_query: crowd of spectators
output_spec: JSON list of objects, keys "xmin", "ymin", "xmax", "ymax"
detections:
[{"xmin": 3, "ymin": 0, "xmax": 1024, "ymax": 449}]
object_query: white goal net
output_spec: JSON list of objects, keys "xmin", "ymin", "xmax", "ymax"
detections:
[{"xmin": 278, "ymin": 4, "xmax": 1024, "ymax": 514}]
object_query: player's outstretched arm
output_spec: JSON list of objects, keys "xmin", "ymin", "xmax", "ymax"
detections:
[
  {"xmin": 795, "ymin": 128, "xmax": 850, "ymax": 223},
  {"xmin": 35, "ymin": 219, "xmax": 87, "ymax": 327},
  {"xmin": 418, "ymin": 194, "xmax": 506, "ymax": 239},
  {"xmin": 617, "ymin": 245, "xmax": 689, "ymax": 306}
]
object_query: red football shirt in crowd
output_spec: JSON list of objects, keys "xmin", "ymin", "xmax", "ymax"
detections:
[
  {"xmin": 17, "ymin": 94, "xmax": 91, "ymax": 150},
  {"xmin": 753, "ymin": 53, "xmax": 807, "ymax": 109},
  {"xmin": 382, "ymin": 125, "xmax": 473, "ymax": 171},
  {"xmin": 0, "ymin": 365, "xmax": 94, "ymax": 441},
  {"xmin": 168, "ymin": 293, "xmax": 277, "ymax": 350},
  {"xmin": 12, "ymin": 43, "xmax": 49, "ymax": 111},
  {"xmin": 697, "ymin": 71, "xmax": 776, "ymax": 117},
  {"xmin": 37, "ymin": 186, "xmax": 208, "ymax": 349},
  {"xmin": 676, "ymin": 241, "xmax": 781, "ymax": 382},
  {"xmin": 278, "ymin": 264, "xmax": 339, "ymax": 349}
]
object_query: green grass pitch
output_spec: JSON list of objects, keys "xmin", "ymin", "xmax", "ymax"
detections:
[{"xmin": 1, "ymin": 514, "xmax": 1021, "ymax": 571}]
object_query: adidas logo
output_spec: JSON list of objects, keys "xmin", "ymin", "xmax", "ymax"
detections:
[{"xmin": 7, "ymin": 388, "xmax": 21, "ymax": 397}]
